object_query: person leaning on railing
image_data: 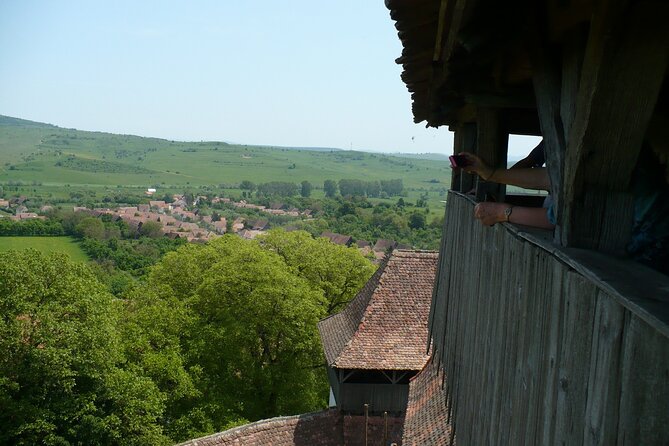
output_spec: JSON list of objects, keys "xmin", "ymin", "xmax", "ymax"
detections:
[
  {"xmin": 455, "ymin": 150, "xmax": 556, "ymax": 230},
  {"xmin": 457, "ymin": 132, "xmax": 669, "ymax": 276}
]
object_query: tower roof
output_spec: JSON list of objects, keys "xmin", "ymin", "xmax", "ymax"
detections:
[{"xmin": 318, "ymin": 250, "xmax": 438, "ymax": 371}]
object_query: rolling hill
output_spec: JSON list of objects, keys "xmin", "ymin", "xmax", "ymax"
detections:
[{"xmin": 0, "ymin": 115, "xmax": 452, "ymax": 191}]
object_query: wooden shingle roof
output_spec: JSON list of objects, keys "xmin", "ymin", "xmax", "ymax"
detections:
[{"xmin": 318, "ymin": 250, "xmax": 438, "ymax": 371}]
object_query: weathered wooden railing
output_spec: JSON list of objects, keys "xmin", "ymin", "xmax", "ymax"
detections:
[{"xmin": 429, "ymin": 191, "xmax": 669, "ymax": 445}]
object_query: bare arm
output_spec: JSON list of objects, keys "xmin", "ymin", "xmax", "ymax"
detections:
[
  {"xmin": 474, "ymin": 202, "xmax": 555, "ymax": 229},
  {"xmin": 488, "ymin": 167, "xmax": 551, "ymax": 191},
  {"xmin": 458, "ymin": 152, "xmax": 551, "ymax": 191}
]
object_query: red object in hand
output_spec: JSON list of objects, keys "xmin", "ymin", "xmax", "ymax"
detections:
[{"xmin": 449, "ymin": 154, "xmax": 471, "ymax": 168}]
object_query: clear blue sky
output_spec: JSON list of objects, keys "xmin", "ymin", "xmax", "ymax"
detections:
[{"xmin": 0, "ymin": 1, "xmax": 538, "ymax": 155}]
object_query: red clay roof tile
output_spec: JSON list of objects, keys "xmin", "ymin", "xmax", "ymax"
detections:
[{"xmin": 319, "ymin": 250, "xmax": 438, "ymax": 371}]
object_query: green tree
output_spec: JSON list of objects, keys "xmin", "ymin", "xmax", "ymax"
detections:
[
  {"xmin": 337, "ymin": 201, "xmax": 357, "ymax": 217},
  {"xmin": 300, "ymin": 180, "xmax": 313, "ymax": 197},
  {"xmin": 0, "ymin": 250, "xmax": 169, "ymax": 445},
  {"xmin": 140, "ymin": 220, "xmax": 163, "ymax": 238},
  {"xmin": 409, "ymin": 211, "xmax": 427, "ymax": 230},
  {"xmin": 148, "ymin": 236, "xmax": 329, "ymax": 422},
  {"xmin": 75, "ymin": 216, "xmax": 106, "ymax": 239},
  {"xmin": 256, "ymin": 181, "xmax": 298, "ymax": 197},
  {"xmin": 119, "ymin": 285, "xmax": 205, "ymax": 442},
  {"xmin": 239, "ymin": 180, "xmax": 256, "ymax": 192},
  {"xmin": 323, "ymin": 179, "xmax": 337, "ymax": 198},
  {"xmin": 258, "ymin": 230, "xmax": 376, "ymax": 314}
]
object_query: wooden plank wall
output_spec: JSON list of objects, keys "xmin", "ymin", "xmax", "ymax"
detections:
[
  {"xmin": 339, "ymin": 383, "xmax": 410, "ymax": 414},
  {"xmin": 430, "ymin": 192, "xmax": 669, "ymax": 445}
]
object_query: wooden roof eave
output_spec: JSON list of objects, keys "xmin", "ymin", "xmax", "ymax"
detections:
[{"xmin": 387, "ymin": 0, "xmax": 481, "ymax": 126}]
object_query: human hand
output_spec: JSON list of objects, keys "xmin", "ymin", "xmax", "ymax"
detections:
[
  {"xmin": 474, "ymin": 202, "xmax": 510, "ymax": 226},
  {"xmin": 458, "ymin": 152, "xmax": 493, "ymax": 180}
]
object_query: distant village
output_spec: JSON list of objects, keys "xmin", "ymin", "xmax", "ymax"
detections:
[{"xmin": 0, "ymin": 194, "xmax": 407, "ymax": 260}]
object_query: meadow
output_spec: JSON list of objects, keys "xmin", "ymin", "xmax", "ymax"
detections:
[
  {"xmin": 0, "ymin": 115, "xmax": 452, "ymax": 217},
  {"xmin": 0, "ymin": 236, "xmax": 89, "ymax": 262}
]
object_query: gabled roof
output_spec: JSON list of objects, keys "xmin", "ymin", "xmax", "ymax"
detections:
[
  {"xmin": 321, "ymin": 231, "xmax": 353, "ymax": 246},
  {"xmin": 319, "ymin": 250, "xmax": 438, "ymax": 371},
  {"xmin": 373, "ymin": 239, "xmax": 397, "ymax": 252}
]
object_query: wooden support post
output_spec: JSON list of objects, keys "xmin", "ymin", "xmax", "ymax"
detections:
[
  {"xmin": 451, "ymin": 123, "xmax": 477, "ymax": 192},
  {"xmin": 560, "ymin": 1, "xmax": 669, "ymax": 253},
  {"xmin": 475, "ymin": 108, "xmax": 508, "ymax": 203},
  {"xmin": 530, "ymin": 25, "xmax": 588, "ymax": 246}
]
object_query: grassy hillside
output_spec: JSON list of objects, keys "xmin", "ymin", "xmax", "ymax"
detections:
[
  {"xmin": 0, "ymin": 115, "xmax": 452, "ymax": 214},
  {"xmin": 0, "ymin": 236, "xmax": 89, "ymax": 262},
  {"xmin": 0, "ymin": 115, "xmax": 451, "ymax": 186}
]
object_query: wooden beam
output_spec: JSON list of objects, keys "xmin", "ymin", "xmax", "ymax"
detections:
[
  {"xmin": 451, "ymin": 122, "xmax": 477, "ymax": 192},
  {"xmin": 500, "ymin": 109, "xmax": 541, "ymax": 136},
  {"xmin": 530, "ymin": 28, "xmax": 568, "ymax": 245},
  {"xmin": 475, "ymin": 108, "xmax": 508, "ymax": 202},
  {"xmin": 561, "ymin": 0, "xmax": 669, "ymax": 253}
]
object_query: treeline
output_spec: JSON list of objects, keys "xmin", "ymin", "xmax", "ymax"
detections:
[
  {"xmin": 0, "ymin": 231, "xmax": 375, "ymax": 445},
  {"xmin": 0, "ymin": 218, "xmax": 65, "ymax": 236},
  {"xmin": 286, "ymin": 195, "xmax": 441, "ymax": 250},
  {"xmin": 336, "ymin": 178, "xmax": 403, "ymax": 197},
  {"xmin": 256, "ymin": 181, "xmax": 299, "ymax": 197},
  {"xmin": 241, "ymin": 178, "xmax": 404, "ymax": 198}
]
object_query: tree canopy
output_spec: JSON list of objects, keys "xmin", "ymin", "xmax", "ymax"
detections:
[
  {"xmin": 0, "ymin": 250, "xmax": 169, "ymax": 445},
  {"xmin": 0, "ymin": 231, "xmax": 376, "ymax": 444}
]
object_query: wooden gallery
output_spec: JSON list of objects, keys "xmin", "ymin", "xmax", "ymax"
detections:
[{"xmin": 386, "ymin": 0, "xmax": 669, "ymax": 444}]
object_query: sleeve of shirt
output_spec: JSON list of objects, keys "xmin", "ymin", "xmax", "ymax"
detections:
[{"xmin": 546, "ymin": 202, "xmax": 556, "ymax": 226}]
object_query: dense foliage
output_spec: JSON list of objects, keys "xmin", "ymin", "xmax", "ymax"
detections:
[
  {"xmin": 0, "ymin": 250, "xmax": 169, "ymax": 445},
  {"xmin": 0, "ymin": 218, "xmax": 65, "ymax": 236},
  {"xmin": 0, "ymin": 230, "xmax": 376, "ymax": 444},
  {"xmin": 337, "ymin": 178, "xmax": 403, "ymax": 197}
]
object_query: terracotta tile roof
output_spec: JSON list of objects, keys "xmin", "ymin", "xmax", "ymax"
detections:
[
  {"xmin": 176, "ymin": 410, "xmax": 343, "ymax": 446},
  {"xmin": 175, "ymin": 409, "xmax": 404, "ymax": 446},
  {"xmin": 402, "ymin": 359, "xmax": 452, "ymax": 446},
  {"xmin": 319, "ymin": 250, "xmax": 437, "ymax": 371}
]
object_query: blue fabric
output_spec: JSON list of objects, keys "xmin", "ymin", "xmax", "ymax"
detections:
[
  {"xmin": 546, "ymin": 202, "xmax": 556, "ymax": 226},
  {"xmin": 627, "ymin": 147, "xmax": 669, "ymax": 275}
]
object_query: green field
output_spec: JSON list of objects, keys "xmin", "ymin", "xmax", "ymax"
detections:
[
  {"xmin": 0, "ymin": 236, "xmax": 89, "ymax": 262},
  {"xmin": 0, "ymin": 115, "xmax": 452, "ymax": 217}
]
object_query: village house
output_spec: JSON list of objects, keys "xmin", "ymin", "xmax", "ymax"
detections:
[
  {"xmin": 321, "ymin": 231, "xmax": 353, "ymax": 247},
  {"xmin": 372, "ymin": 239, "xmax": 396, "ymax": 256},
  {"xmin": 238, "ymin": 229, "xmax": 264, "ymax": 240},
  {"xmin": 231, "ymin": 218, "xmax": 245, "ymax": 233},
  {"xmin": 11, "ymin": 212, "xmax": 44, "ymax": 221},
  {"xmin": 249, "ymin": 219, "xmax": 269, "ymax": 231},
  {"xmin": 117, "ymin": 206, "xmax": 138, "ymax": 214},
  {"xmin": 149, "ymin": 200, "xmax": 169, "ymax": 211},
  {"xmin": 212, "ymin": 219, "xmax": 227, "ymax": 234},
  {"xmin": 172, "ymin": 198, "xmax": 187, "ymax": 208}
]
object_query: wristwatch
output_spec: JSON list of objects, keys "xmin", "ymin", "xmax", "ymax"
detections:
[{"xmin": 504, "ymin": 206, "xmax": 513, "ymax": 222}]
